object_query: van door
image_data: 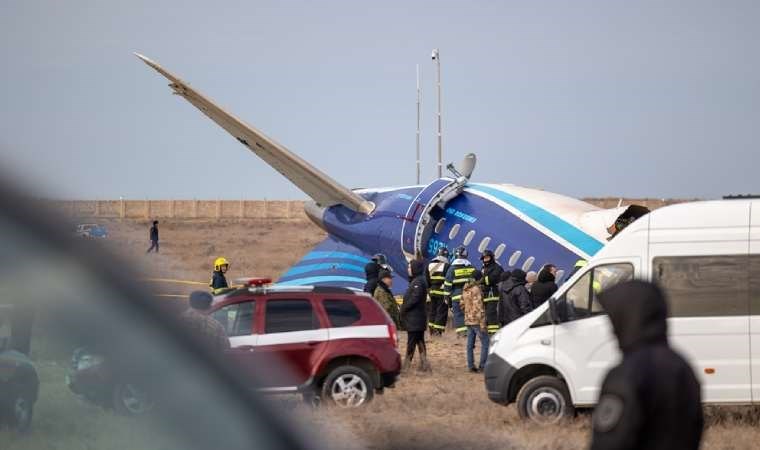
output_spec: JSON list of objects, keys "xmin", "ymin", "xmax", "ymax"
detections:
[
  {"xmin": 749, "ymin": 201, "xmax": 760, "ymax": 402},
  {"xmin": 553, "ymin": 261, "xmax": 636, "ymax": 405},
  {"xmin": 652, "ymin": 254, "xmax": 751, "ymax": 403}
]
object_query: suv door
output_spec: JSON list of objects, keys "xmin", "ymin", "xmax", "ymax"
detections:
[
  {"xmin": 211, "ymin": 300, "xmax": 257, "ymax": 382},
  {"xmin": 552, "ymin": 261, "xmax": 635, "ymax": 405},
  {"xmin": 255, "ymin": 298, "xmax": 328, "ymax": 389}
]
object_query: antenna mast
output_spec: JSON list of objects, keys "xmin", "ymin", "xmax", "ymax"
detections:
[
  {"xmin": 432, "ymin": 48, "xmax": 443, "ymax": 179},
  {"xmin": 416, "ymin": 64, "xmax": 422, "ymax": 184}
]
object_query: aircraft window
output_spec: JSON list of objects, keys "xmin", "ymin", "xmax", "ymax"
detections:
[
  {"xmin": 494, "ymin": 243, "xmax": 506, "ymax": 259},
  {"xmin": 434, "ymin": 218, "xmax": 446, "ymax": 234},
  {"xmin": 508, "ymin": 251, "xmax": 522, "ymax": 267},
  {"xmin": 555, "ymin": 269, "xmax": 565, "ymax": 282},
  {"xmin": 448, "ymin": 223, "xmax": 461, "ymax": 240},
  {"xmin": 478, "ymin": 237, "xmax": 491, "ymax": 253},
  {"xmin": 522, "ymin": 257, "xmax": 535, "ymax": 272},
  {"xmin": 463, "ymin": 230, "xmax": 476, "ymax": 246}
]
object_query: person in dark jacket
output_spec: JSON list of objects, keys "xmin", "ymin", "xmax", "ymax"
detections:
[
  {"xmin": 479, "ymin": 249, "xmax": 503, "ymax": 335},
  {"xmin": 496, "ymin": 270, "xmax": 511, "ymax": 325},
  {"xmin": 146, "ymin": 220, "xmax": 159, "ymax": 253},
  {"xmin": 498, "ymin": 269, "xmax": 532, "ymax": 325},
  {"xmin": 590, "ymin": 281, "xmax": 702, "ymax": 450},
  {"xmin": 401, "ymin": 259, "xmax": 431, "ymax": 372},
  {"xmin": 530, "ymin": 264, "xmax": 558, "ymax": 308},
  {"xmin": 364, "ymin": 253, "xmax": 388, "ymax": 294}
]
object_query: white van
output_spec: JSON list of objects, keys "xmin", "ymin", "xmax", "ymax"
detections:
[{"xmin": 484, "ymin": 199, "xmax": 760, "ymax": 424}]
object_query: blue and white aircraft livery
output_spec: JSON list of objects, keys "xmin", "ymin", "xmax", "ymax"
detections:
[{"xmin": 136, "ymin": 54, "xmax": 635, "ymax": 294}]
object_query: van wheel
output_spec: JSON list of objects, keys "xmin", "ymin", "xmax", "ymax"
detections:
[
  {"xmin": 321, "ymin": 365, "xmax": 374, "ymax": 408},
  {"xmin": 516, "ymin": 375, "xmax": 575, "ymax": 425}
]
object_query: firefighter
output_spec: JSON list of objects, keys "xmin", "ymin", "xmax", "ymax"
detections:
[
  {"xmin": 210, "ymin": 257, "xmax": 231, "ymax": 295},
  {"xmin": 426, "ymin": 247, "xmax": 450, "ymax": 335},
  {"xmin": 444, "ymin": 246, "xmax": 481, "ymax": 337},
  {"xmin": 479, "ymin": 249, "xmax": 503, "ymax": 335}
]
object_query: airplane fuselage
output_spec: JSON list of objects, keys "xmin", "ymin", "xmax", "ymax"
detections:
[{"xmin": 285, "ymin": 182, "xmax": 606, "ymax": 294}]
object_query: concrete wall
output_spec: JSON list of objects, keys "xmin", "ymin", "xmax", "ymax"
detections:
[
  {"xmin": 51, "ymin": 197, "xmax": 692, "ymax": 220},
  {"xmin": 52, "ymin": 200, "xmax": 308, "ymax": 220}
]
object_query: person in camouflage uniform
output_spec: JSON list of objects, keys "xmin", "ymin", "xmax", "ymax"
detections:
[
  {"xmin": 181, "ymin": 291, "xmax": 230, "ymax": 351},
  {"xmin": 373, "ymin": 269, "xmax": 400, "ymax": 327},
  {"xmin": 461, "ymin": 279, "xmax": 489, "ymax": 372}
]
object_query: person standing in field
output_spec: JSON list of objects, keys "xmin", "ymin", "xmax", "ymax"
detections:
[
  {"xmin": 401, "ymin": 259, "xmax": 431, "ymax": 372},
  {"xmin": 181, "ymin": 291, "xmax": 230, "ymax": 351},
  {"xmin": 531, "ymin": 264, "xmax": 559, "ymax": 308},
  {"xmin": 147, "ymin": 220, "xmax": 159, "ymax": 253},
  {"xmin": 373, "ymin": 269, "xmax": 399, "ymax": 327},
  {"xmin": 590, "ymin": 281, "xmax": 702, "ymax": 450},
  {"xmin": 479, "ymin": 249, "xmax": 503, "ymax": 335},
  {"xmin": 461, "ymin": 278, "xmax": 489, "ymax": 373}
]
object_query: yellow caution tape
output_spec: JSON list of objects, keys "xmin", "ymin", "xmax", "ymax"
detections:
[{"xmin": 141, "ymin": 278, "xmax": 207, "ymax": 286}]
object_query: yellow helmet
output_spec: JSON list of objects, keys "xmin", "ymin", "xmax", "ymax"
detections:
[{"xmin": 214, "ymin": 257, "xmax": 230, "ymax": 272}]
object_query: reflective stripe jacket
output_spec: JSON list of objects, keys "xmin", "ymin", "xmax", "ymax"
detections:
[
  {"xmin": 444, "ymin": 258, "xmax": 482, "ymax": 301},
  {"xmin": 480, "ymin": 261, "xmax": 504, "ymax": 302},
  {"xmin": 426, "ymin": 257, "xmax": 450, "ymax": 297}
]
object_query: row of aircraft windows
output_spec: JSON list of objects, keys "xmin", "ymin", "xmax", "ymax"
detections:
[{"xmin": 436, "ymin": 217, "xmax": 565, "ymax": 280}]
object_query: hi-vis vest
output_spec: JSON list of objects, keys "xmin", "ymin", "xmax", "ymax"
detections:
[
  {"xmin": 427, "ymin": 259, "xmax": 449, "ymax": 297},
  {"xmin": 444, "ymin": 261, "xmax": 479, "ymax": 301}
]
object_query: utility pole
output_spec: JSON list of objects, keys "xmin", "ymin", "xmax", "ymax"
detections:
[
  {"xmin": 431, "ymin": 49, "xmax": 442, "ymax": 178},
  {"xmin": 416, "ymin": 64, "xmax": 422, "ymax": 184}
]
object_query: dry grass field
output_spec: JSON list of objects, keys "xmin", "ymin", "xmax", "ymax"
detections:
[{"xmin": 3, "ymin": 217, "xmax": 760, "ymax": 449}]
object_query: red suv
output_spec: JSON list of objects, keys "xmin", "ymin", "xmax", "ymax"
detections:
[{"xmin": 208, "ymin": 281, "xmax": 401, "ymax": 407}]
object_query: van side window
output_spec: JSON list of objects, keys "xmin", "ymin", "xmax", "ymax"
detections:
[
  {"xmin": 591, "ymin": 264, "xmax": 635, "ymax": 313},
  {"xmin": 561, "ymin": 263, "xmax": 634, "ymax": 321},
  {"xmin": 212, "ymin": 301, "xmax": 255, "ymax": 337},
  {"xmin": 752, "ymin": 255, "xmax": 760, "ymax": 315},
  {"xmin": 654, "ymin": 255, "xmax": 749, "ymax": 317}
]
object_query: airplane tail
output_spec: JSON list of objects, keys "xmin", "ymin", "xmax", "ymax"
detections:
[{"xmin": 134, "ymin": 53, "xmax": 374, "ymax": 215}]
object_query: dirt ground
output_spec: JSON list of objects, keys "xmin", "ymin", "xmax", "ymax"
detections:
[{"xmin": 74, "ymin": 218, "xmax": 760, "ymax": 449}]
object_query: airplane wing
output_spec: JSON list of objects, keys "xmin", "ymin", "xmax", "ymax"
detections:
[
  {"xmin": 277, "ymin": 236, "xmax": 409, "ymax": 295},
  {"xmin": 134, "ymin": 53, "xmax": 374, "ymax": 214}
]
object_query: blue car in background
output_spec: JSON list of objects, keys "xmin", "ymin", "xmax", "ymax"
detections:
[{"xmin": 74, "ymin": 223, "xmax": 108, "ymax": 239}]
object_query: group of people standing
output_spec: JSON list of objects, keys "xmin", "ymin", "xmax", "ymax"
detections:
[{"xmin": 364, "ymin": 248, "xmax": 560, "ymax": 373}]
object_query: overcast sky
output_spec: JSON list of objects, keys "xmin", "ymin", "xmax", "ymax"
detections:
[{"xmin": 1, "ymin": 0, "xmax": 758, "ymax": 200}]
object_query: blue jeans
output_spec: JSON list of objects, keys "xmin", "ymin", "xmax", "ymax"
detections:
[{"xmin": 466, "ymin": 325, "xmax": 489, "ymax": 369}]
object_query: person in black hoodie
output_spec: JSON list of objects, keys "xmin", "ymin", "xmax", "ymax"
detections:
[
  {"xmin": 401, "ymin": 259, "xmax": 431, "ymax": 372},
  {"xmin": 364, "ymin": 253, "xmax": 388, "ymax": 294},
  {"xmin": 531, "ymin": 264, "xmax": 558, "ymax": 308},
  {"xmin": 590, "ymin": 281, "xmax": 702, "ymax": 450},
  {"xmin": 498, "ymin": 269, "xmax": 532, "ymax": 325}
]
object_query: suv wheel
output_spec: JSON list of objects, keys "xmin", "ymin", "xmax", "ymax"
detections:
[
  {"xmin": 6, "ymin": 392, "xmax": 34, "ymax": 432},
  {"xmin": 113, "ymin": 382, "xmax": 154, "ymax": 416},
  {"xmin": 321, "ymin": 365, "xmax": 374, "ymax": 408},
  {"xmin": 516, "ymin": 375, "xmax": 574, "ymax": 424}
]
